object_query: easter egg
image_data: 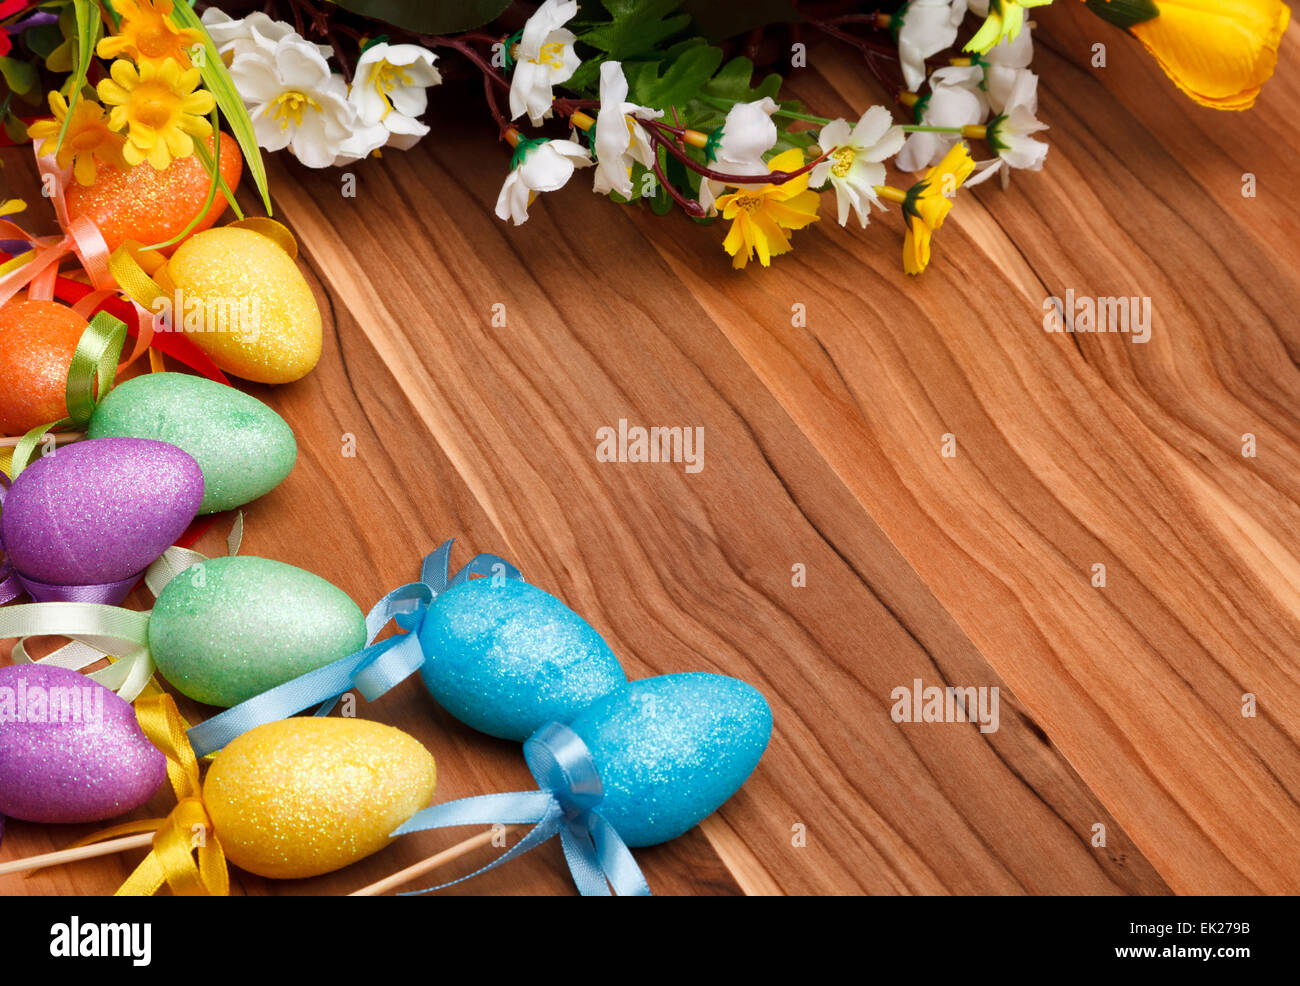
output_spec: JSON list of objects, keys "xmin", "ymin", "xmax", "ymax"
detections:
[
  {"xmin": 164, "ymin": 227, "xmax": 321, "ymax": 384},
  {"xmin": 0, "ymin": 664, "xmax": 166, "ymax": 823},
  {"xmin": 204, "ymin": 717, "xmax": 436, "ymax": 879},
  {"xmin": 87, "ymin": 372, "xmax": 297, "ymax": 513},
  {"xmin": 566, "ymin": 673, "xmax": 772, "ymax": 847},
  {"xmin": 418, "ymin": 577, "xmax": 627, "ymax": 741},
  {"xmin": 65, "ymin": 137, "xmax": 243, "ymax": 254},
  {"xmin": 0, "ymin": 437, "xmax": 203, "ymax": 587},
  {"xmin": 0, "ymin": 299, "xmax": 89, "ymax": 434},
  {"xmin": 149, "ymin": 555, "xmax": 367, "ymax": 707}
]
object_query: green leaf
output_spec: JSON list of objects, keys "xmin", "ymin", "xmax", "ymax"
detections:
[
  {"xmin": 24, "ymin": 23, "xmax": 66, "ymax": 60},
  {"xmin": 168, "ymin": 0, "xmax": 273, "ymax": 216},
  {"xmin": 144, "ymin": 118, "xmax": 237, "ymax": 250},
  {"xmin": 0, "ymin": 57, "xmax": 38, "ymax": 96},
  {"xmin": 326, "ymin": 0, "xmax": 512, "ymax": 34},
  {"xmin": 55, "ymin": 0, "xmax": 101, "ymax": 159},
  {"xmin": 1082, "ymin": 0, "xmax": 1159, "ymax": 28},
  {"xmin": 578, "ymin": 0, "xmax": 691, "ymax": 59},
  {"xmin": 625, "ymin": 41, "xmax": 724, "ymax": 112},
  {"xmin": 681, "ymin": 0, "xmax": 801, "ymax": 40}
]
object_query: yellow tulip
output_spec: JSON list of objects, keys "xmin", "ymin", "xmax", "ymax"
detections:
[{"xmin": 1126, "ymin": 0, "xmax": 1292, "ymax": 110}]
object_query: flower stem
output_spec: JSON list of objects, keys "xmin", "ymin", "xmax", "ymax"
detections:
[
  {"xmin": 697, "ymin": 94, "xmax": 831, "ymax": 127},
  {"xmin": 874, "ymin": 185, "xmax": 907, "ymax": 204}
]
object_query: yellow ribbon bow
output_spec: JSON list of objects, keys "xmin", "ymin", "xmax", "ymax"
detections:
[{"xmin": 71, "ymin": 692, "xmax": 229, "ymax": 896}]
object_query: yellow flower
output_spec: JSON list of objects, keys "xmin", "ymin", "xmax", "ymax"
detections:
[
  {"xmin": 1127, "ymin": 0, "xmax": 1291, "ymax": 109},
  {"xmin": 97, "ymin": 58, "xmax": 214, "ymax": 170},
  {"xmin": 96, "ymin": 0, "xmax": 201, "ymax": 69},
  {"xmin": 0, "ymin": 199, "xmax": 25, "ymax": 217},
  {"xmin": 900, "ymin": 141, "xmax": 975, "ymax": 275},
  {"xmin": 965, "ymin": 0, "xmax": 1054, "ymax": 54},
  {"xmin": 27, "ymin": 91, "xmax": 128, "ymax": 185},
  {"xmin": 715, "ymin": 148, "xmax": 821, "ymax": 269}
]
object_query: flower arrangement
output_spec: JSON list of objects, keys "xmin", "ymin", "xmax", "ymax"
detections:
[{"xmin": 0, "ymin": 0, "xmax": 1291, "ymax": 275}]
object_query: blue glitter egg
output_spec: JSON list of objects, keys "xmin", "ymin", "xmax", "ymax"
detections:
[
  {"xmin": 569, "ymin": 673, "xmax": 772, "ymax": 847},
  {"xmin": 418, "ymin": 578, "xmax": 627, "ymax": 741}
]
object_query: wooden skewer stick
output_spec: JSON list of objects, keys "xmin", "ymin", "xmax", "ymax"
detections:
[
  {"xmin": 350, "ymin": 826, "xmax": 515, "ymax": 897},
  {"xmin": 0, "ymin": 431, "xmax": 83, "ymax": 449},
  {"xmin": 0, "ymin": 832, "xmax": 153, "ymax": 877}
]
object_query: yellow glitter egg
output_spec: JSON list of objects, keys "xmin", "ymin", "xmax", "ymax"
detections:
[
  {"xmin": 164, "ymin": 227, "xmax": 322, "ymax": 384},
  {"xmin": 203, "ymin": 718, "xmax": 436, "ymax": 880}
]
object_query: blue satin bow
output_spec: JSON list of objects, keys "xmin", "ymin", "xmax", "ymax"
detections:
[
  {"xmin": 187, "ymin": 540, "xmax": 521, "ymax": 757},
  {"xmin": 393, "ymin": 721, "xmax": 651, "ymax": 897}
]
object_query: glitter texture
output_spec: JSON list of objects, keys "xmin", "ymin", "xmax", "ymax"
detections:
[
  {"xmin": 0, "ymin": 664, "xmax": 166, "ymax": 823},
  {"xmin": 1, "ymin": 437, "xmax": 204, "ymax": 585},
  {"xmin": 88, "ymin": 372, "xmax": 298, "ymax": 514},
  {"xmin": 418, "ymin": 578, "xmax": 627, "ymax": 741},
  {"xmin": 569, "ymin": 673, "xmax": 772, "ymax": 847},
  {"xmin": 149, "ymin": 555, "xmax": 367, "ymax": 707},
  {"xmin": 203, "ymin": 717, "xmax": 436, "ymax": 880},
  {"xmin": 0, "ymin": 300, "xmax": 89, "ymax": 435},
  {"xmin": 64, "ymin": 138, "xmax": 242, "ymax": 254},
  {"xmin": 166, "ymin": 228, "xmax": 321, "ymax": 384}
]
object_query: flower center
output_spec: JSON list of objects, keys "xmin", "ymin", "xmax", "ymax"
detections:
[
  {"xmin": 733, "ymin": 193, "xmax": 765, "ymax": 213},
  {"xmin": 129, "ymin": 80, "xmax": 180, "ymax": 129},
  {"xmin": 535, "ymin": 42, "xmax": 567, "ymax": 70},
  {"xmin": 830, "ymin": 146, "xmax": 856, "ymax": 178},
  {"xmin": 269, "ymin": 90, "xmax": 320, "ymax": 130},
  {"xmin": 368, "ymin": 61, "xmax": 412, "ymax": 119},
  {"xmin": 137, "ymin": 24, "xmax": 180, "ymax": 59}
]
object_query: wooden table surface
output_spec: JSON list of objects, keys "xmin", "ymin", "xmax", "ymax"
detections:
[{"xmin": 3, "ymin": 3, "xmax": 1299, "ymax": 896}]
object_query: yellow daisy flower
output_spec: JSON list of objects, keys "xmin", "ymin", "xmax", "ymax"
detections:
[
  {"xmin": 900, "ymin": 141, "xmax": 975, "ymax": 275},
  {"xmin": 27, "ymin": 91, "xmax": 128, "ymax": 185},
  {"xmin": 97, "ymin": 58, "xmax": 214, "ymax": 170},
  {"xmin": 0, "ymin": 199, "xmax": 25, "ymax": 217},
  {"xmin": 715, "ymin": 148, "xmax": 821, "ymax": 270},
  {"xmin": 965, "ymin": 0, "xmax": 1053, "ymax": 54},
  {"xmin": 96, "ymin": 0, "xmax": 201, "ymax": 69}
]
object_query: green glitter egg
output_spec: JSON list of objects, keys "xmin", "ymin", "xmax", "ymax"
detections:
[
  {"xmin": 87, "ymin": 372, "xmax": 297, "ymax": 514},
  {"xmin": 149, "ymin": 555, "xmax": 367, "ymax": 708}
]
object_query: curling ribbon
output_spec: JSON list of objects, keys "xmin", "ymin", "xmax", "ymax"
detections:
[
  {"xmin": 67, "ymin": 693, "xmax": 229, "ymax": 897},
  {"xmin": 393, "ymin": 721, "xmax": 651, "ymax": 897},
  {"xmin": 187, "ymin": 540, "xmax": 521, "ymax": 757}
]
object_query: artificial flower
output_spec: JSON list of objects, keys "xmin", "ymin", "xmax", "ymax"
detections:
[
  {"xmin": 967, "ymin": 71, "xmax": 1049, "ymax": 187},
  {"xmin": 509, "ymin": 0, "xmax": 581, "ymax": 126},
  {"xmin": 0, "ymin": 199, "xmax": 25, "ymax": 217},
  {"xmin": 897, "ymin": 0, "xmax": 965, "ymax": 91},
  {"xmin": 199, "ymin": 8, "xmax": 332, "ymax": 60},
  {"xmin": 896, "ymin": 66, "xmax": 987, "ymax": 172},
  {"xmin": 1125, "ymin": 0, "xmax": 1292, "ymax": 109},
  {"xmin": 698, "ymin": 97, "xmax": 780, "ymax": 214},
  {"xmin": 978, "ymin": 25, "xmax": 1036, "ymax": 114},
  {"xmin": 715, "ymin": 147, "xmax": 821, "ymax": 269},
  {"xmin": 901, "ymin": 140, "xmax": 975, "ymax": 274},
  {"xmin": 27, "ymin": 91, "xmax": 127, "ymax": 185},
  {"xmin": 592, "ymin": 61, "xmax": 661, "ymax": 198},
  {"xmin": 97, "ymin": 58, "xmax": 214, "ymax": 170},
  {"xmin": 229, "ymin": 34, "xmax": 354, "ymax": 169},
  {"xmin": 496, "ymin": 137, "xmax": 592, "ymax": 225},
  {"xmin": 347, "ymin": 41, "xmax": 441, "ymax": 155},
  {"xmin": 965, "ymin": 0, "xmax": 1052, "ymax": 55},
  {"xmin": 810, "ymin": 106, "xmax": 905, "ymax": 227},
  {"xmin": 97, "ymin": 0, "xmax": 201, "ymax": 69}
]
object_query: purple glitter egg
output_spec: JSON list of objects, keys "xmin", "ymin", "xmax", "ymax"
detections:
[
  {"xmin": 0, "ymin": 437, "xmax": 203, "ymax": 586},
  {"xmin": 0, "ymin": 664, "xmax": 166, "ymax": 823}
]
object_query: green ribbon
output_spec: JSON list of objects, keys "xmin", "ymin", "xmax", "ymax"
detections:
[{"xmin": 8, "ymin": 310, "xmax": 127, "ymax": 479}]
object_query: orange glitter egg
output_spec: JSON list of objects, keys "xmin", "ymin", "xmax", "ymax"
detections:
[
  {"xmin": 0, "ymin": 299, "xmax": 90, "ymax": 435},
  {"xmin": 65, "ymin": 137, "xmax": 243, "ymax": 255}
]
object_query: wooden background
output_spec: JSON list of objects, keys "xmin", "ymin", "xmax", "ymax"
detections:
[{"xmin": 2, "ymin": 2, "xmax": 1299, "ymax": 895}]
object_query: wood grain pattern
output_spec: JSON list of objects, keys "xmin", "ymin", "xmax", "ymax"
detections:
[{"xmin": 1, "ymin": 2, "xmax": 1296, "ymax": 894}]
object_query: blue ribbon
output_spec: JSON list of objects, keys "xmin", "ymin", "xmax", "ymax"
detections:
[
  {"xmin": 187, "ymin": 540, "xmax": 521, "ymax": 757},
  {"xmin": 392, "ymin": 721, "xmax": 652, "ymax": 897}
]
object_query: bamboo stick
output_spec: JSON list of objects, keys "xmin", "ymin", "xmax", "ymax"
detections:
[
  {"xmin": 350, "ymin": 826, "xmax": 512, "ymax": 896},
  {"xmin": 0, "ymin": 832, "xmax": 153, "ymax": 877}
]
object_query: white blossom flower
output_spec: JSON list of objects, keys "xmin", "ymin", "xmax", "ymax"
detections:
[
  {"xmin": 349, "ymin": 42, "xmax": 441, "ymax": 152},
  {"xmin": 897, "ymin": 0, "xmax": 965, "ymax": 92},
  {"xmin": 698, "ymin": 96, "xmax": 780, "ymax": 214},
  {"xmin": 230, "ymin": 34, "xmax": 355, "ymax": 169},
  {"xmin": 967, "ymin": 71, "xmax": 1048, "ymax": 186},
  {"xmin": 895, "ymin": 65, "xmax": 988, "ymax": 172},
  {"xmin": 509, "ymin": 0, "xmax": 581, "ymax": 126},
  {"xmin": 199, "ymin": 8, "xmax": 331, "ymax": 59},
  {"xmin": 592, "ymin": 61, "xmax": 662, "ymax": 198},
  {"xmin": 809, "ymin": 106, "xmax": 904, "ymax": 227},
  {"xmin": 980, "ymin": 24, "xmax": 1035, "ymax": 113},
  {"xmin": 495, "ymin": 138, "xmax": 592, "ymax": 225}
]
